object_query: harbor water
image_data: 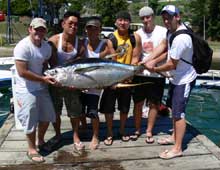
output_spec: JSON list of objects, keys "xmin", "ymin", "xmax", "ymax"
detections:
[
  {"xmin": 0, "ymin": 89, "xmax": 11, "ymax": 128},
  {"xmin": 186, "ymin": 87, "xmax": 220, "ymax": 146}
]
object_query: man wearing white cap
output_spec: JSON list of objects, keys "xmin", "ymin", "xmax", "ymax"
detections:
[
  {"xmin": 14, "ymin": 18, "xmax": 57, "ymax": 163},
  {"xmin": 131, "ymin": 6, "xmax": 167, "ymax": 143},
  {"xmin": 143, "ymin": 5, "xmax": 197, "ymax": 159}
]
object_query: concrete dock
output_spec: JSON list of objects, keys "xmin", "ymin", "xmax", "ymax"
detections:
[{"xmin": 1, "ymin": 107, "xmax": 220, "ymax": 170}]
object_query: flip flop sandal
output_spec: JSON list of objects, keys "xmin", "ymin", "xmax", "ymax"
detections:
[
  {"xmin": 73, "ymin": 142, "xmax": 85, "ymax": 152},
  {"xmin": 118, "ymin": 133, "xmax": 130, "ymax": 142},
  {"xmin": 89, "ymin": 141, "xmax": 100, "ymax": 150},
  {"xmin": 104, "ymin": 136, "xmax": 113, "ymax": 146},
  {"xmin": 130, "ymin": 131, "xmax": 140, "ymax": 141},
  {"xmin": 145, "ymin": 136, "xmax": 155, "ymax": 144},
  {"xmin": 157, "ymin": 137, "xmax": 175, "ymax": 145},
  {"xmin": 26, "ymin": 152, "xmax": 45, "ymax": 163},
  {"xmin": 159, "ymin": 149, "xmax": 183, "ymax": 159}
]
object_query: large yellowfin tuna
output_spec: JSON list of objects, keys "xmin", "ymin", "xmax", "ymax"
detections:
[{"xmin": 44, "ymin": 58, "xmax": 145, "ymax": 89}]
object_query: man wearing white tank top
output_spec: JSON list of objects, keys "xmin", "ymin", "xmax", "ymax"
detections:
[
  {"xmin": 131, "ymin": 6, "xmax": 167, "ymax": 143},
  {"xmin": 48, "ymin": 11, "xmax": 86, "ymax": 152},
  {"xmin": 81, "ymin": 17, "xmax": 110, "ymax": 150}
]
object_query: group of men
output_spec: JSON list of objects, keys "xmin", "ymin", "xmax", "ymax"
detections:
[{"xmin": 13, "ymin": 4, "xmax": 196, "ymax": 163}]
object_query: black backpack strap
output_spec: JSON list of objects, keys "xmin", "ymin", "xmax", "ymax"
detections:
[
  {"xmin": 128, "ymin": 29, "xmax": 136, "ymax": 48},
  {"xmin": 166, "ymin": 30, "xmax": 170, "ymax": 38},
  {"xmin": 169, "ymin": 29, "xmax": 192, "ymax": 47},
  {"xmin": 108, "ymin": 31, "xmax": 136, "ymax": 49},
  {"xmin": 169, "ymin": 29, "xmax": 193, "ymax": 65},
  {"xmin": 108, "ymin": 33, "xmax": 117, "ymax": 50},
  {"xmin": 129, "ymin": 34, "xmax": 135, "ymax": 48}
]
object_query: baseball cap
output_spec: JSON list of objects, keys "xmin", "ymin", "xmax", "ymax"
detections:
[
  {"xmin": 30, "ymin": 18, "xmax": 47, "ymax": 29},
  {"xmin": 139, "ymin": 6, "xmax": 154, "ymax": 17},
  {"xmin": 161, "ymin": 5, "xmax": 180, "ymax": 16},
  {"xmin": 86, "ymin": 19, "xmax": 101, "ymax": 28},
  {"xmin": 116, "ymin": 11, "xmax": 131, "ymax": 21}
]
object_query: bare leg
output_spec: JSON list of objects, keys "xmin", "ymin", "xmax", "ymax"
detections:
[
  {"xmin": 159, "ymin": 118, "xmax": 184, "ymax": 159},
  {"xmin": 90, "ymin": 117, "xmax": 100, "ymax": 150},
  {"xmin": 105, "ymin": 113, "xmax": 113, "ymax": 137},
  {"xmin": 27, "ymin": 130, "xmax": 37, "ymax": 153},
  {"xmin": 79, "ymin": 114, "xmax": 87, "ymax": 130},
  {"xmin": 38, "ymin": 121, "xmax": 49, "ymax": 145},
  {"xmin": 27, "ymin": 130, "xmax": 44, "ymax": 162},
  {"xmin": 133, "ymin": 100, "xmax": 144, "ymax": 133},
  {"xmin": 172, "ymin": 118, "xmax": 186, "ymax": 152},
  {"xmin": 119, "ymin": 112, "xmax": 130, "ymax": 141},
  {"xmin": 146, "ymin": 103, "xmax": 159, "ymax": 137},
  {"xmin": 70, "ymin": 117, "xmax": 81, "ymax": 144},
  {"xmin": 104, "ymin": 113, "xmax": 114, "ymax": 145},
  {"xmin": 52, "ymin": 113, "xmax": 61, "ymax": 139},
  {"xmin": 119, "ymin": 112, "xmax": 128, "ymax": 134}
]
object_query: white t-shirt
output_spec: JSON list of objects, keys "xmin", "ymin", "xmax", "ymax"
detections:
[
  {"xmin": 168, "ymin": 24, "xmax": 197, "ymax": 85},
  {"xmin": 14, "ymin": 36, "xmax": 52, "ymax": 93},
  {"xmin": 136, "ymin": 25, "xmax": 167, "ymax": 77}
]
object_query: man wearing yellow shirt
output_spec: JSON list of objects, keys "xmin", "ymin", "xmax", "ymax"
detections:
[{"xmin": 99, "ymin": 11, "xmax": 142, "ymax": 146}]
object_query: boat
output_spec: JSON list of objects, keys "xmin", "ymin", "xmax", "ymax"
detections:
[
  {"xmin": 163, "ymin": 70, "xmax": 220, "ymax": 89},
  {"xmin": 0, "ymin": 112, "xmax": 9, "ymax": 128},
  {"xmin": 196, "ymin": 70, "xmax": 220, "ymax": 89},
  {"xmin": 0, "ymin": 70, "xmax": 12, "ymax": 90},
  {"xmin": 0, "ymin": 57, "xmax": 14, "ymax": 91}
]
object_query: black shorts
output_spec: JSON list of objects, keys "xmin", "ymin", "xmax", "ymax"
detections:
[
  {"xmin": 99, "ymin": 87, "xmax": 131, "ymax": 114},
  {"xmin": 132, "ymin": 76, "xmax": 165, "ymax": 104},
  {"xmin": 81, "ymin": 93, "xmax": 100, "ymax": 119}
]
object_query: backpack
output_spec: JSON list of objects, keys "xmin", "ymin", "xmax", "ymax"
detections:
[
  {"xmin": 169, "ymin": 27, "xmax": 213, "ymax": 74},
  {"xmin": 108, "ymin": 31, "xmax": 136, "ymax": 50}
]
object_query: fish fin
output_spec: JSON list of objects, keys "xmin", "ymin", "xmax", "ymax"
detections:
[
  {"xmin": 74, "ymin": 66, "xmax": 104, "ymax": 73},
  {"xmin": 115, "ymin": 82, "xmax": 153, "ymax": 88}
]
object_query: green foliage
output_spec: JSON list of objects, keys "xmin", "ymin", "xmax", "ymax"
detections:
[
  {"xmin": 1, "ymin": 0, "xmax": 31, "ymax": 15},
  {"xmin": 188, "ymin": 0, "xmax": 220, "ymax": 40},
  {"xmin": 95, "ymin": 0, "xmax": 129, "ymax": 26},
  {"xmin": 0, "ymin": 35, "xmax": 6, "ymax": 46},
  {"xmin": 13, "ymin": 0, "xmax": 32, "ymax": 15},
  {"xmin": 1, "ymin": 0, "xmax": 220, "ymax": 40},
  {"xmin": 207, "ymin": 0, "xmax": 220, "ymax": 41},
  {"xmin": 148, "ymin": 0, "xmax": 159, "ymax": 15},
  {"xmin": 65, "ymin": 0, "xmax": 84, "ymax": 11},
  {"xmin": 129, "ymin": 3, "xmax": 142, "ymax": 22}
]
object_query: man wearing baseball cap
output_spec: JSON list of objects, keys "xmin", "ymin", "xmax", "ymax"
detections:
[
  {"xmin": 30, "ymin": 17, "xmax": 47, "ymax": 29},
  {"xmin": 131, "ymin": 6, "xmax": 167, "ymax": 144},
  {"xmin": 13, "ymin": 17, "xmax": 57, "ymax": 163},
  {"xmin": 85, "ymin": 18, "xmax": 102, "ymax": 28},
  {"xmin": 80, "ymin": 17, "xmax": 111, "ymax": 150},
  {"xmin": 143, "ymin": 5, "xmax": 197, "ymax": 159},
  {"xmin": 161, "ymin": 4, "xmax": 180, "ymax": 16}
]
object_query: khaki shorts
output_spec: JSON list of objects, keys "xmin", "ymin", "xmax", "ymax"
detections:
[{"xmin": 49, "ymin": 86, "xmax": 82, "ymax": 118}]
